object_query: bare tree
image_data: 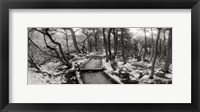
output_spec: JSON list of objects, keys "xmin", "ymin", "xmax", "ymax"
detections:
[
  {"xmin": 66, "ymin": 28, "xmax": 81, "ymax": 53},
  {"xmin": 113, "ymin": 28, "xmax": 118, "ymax": 56},
  {"xmin": 33, "ymin": 28, "xmax": 71, "ymax": 68},
  {"xmin": 150, "ymin": 28, "xmax": 154, "ymax": 62},
  {"xmin": 93, "ymin": 28, "xmax": 98, "ymax": 52},
  {"xmin": 28, "ymin": 33, "xmax": 56, "ymax": 58},
  {"xmin": 150, "ymin": 28, "xmax": 161, "ymax": 79},
  {"xmin": 103, "ymin": 28, "xmax": 109, "ymax": 61},
  {"xmin": 159, "ymin": 35, "xmax": 162, "ymax": 57},
  {"xmin": 107, "ymin": 28, "xmax": 113, "ymax": 61},
  {"xmin": 121, "ymin": 28, "xmax": 126, "ymax": 63},
  {"xmin": 142, "ymin": 28, "xmax": 147, "ymax": 61},
  {"xmin": 162, "ymin": 28, "xmax": 172, "ymax": 73},
  {"xmin": 159, "ymin": 29, "xmax": 167, "ymax": 61},
  {"xmin": 163, "ymin": 29, "xmax": 167, "ymax": 57},
  {"xmin": 62, "ymin": 29, "xmax": 70, "ymax": 53},
  {"xmin": 43, "ymin": 35, "xmax": 67, "ymax": 66}
]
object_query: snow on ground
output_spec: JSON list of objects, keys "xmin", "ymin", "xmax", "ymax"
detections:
[
  {"xmin": 40, "ymin": 60, "xmax": 63, "ymax": 75},
  {"xmin": 28, "ymin": 68, "xmax": 64, "ymax": 84},
  {"xmin": 102, "ymin": 58, "xmax": 113, "ymax": 74},
  {"xmin": 28, "ymin": 53, "xmax": 172, "ymax": 84},
  {"xmin": 28, "ymin": 53, "xmax": 92, "ymax": 84},
  {"xmin": 102, "ymin": 57, "xmax": 172, "ymax": 84}
]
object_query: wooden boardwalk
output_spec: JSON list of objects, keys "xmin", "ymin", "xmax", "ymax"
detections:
[{"xmin": 78, "ymin": 55, "xmax": 118, "ymax": 84}]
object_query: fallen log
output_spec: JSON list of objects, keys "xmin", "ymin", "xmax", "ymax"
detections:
[
  {"xmin": 75, "ymin": 71, "xmax": 83, "ymax": 84},
  {"xmin": 102, "ymin": 71, "xmax": 123, "ymax": 84},
  {"xmin": 79, "ymin": 55, "xmax": 93, "ymax": 68}
]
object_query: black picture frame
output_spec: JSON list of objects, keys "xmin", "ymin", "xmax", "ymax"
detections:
[{"xmin": 0, "ymin": 0, "xmax": 200, "ymax": 112}]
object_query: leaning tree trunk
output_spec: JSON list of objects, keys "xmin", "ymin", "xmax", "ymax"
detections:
[
  {"xmin": 67, "ymin": 28, "xmax": 81, "ymax": 53},
  {"xmin": 150, "ymin": 28, "xmax": 161, "ymax": 79},
  {"xmin": 28, "ymin": 37, "xmax": 56, "ymax": 58},
  {"xmin": 103, "ymin": 28, "xmax": 109, "ymax": 61},
  {"xmin": 162, "ymin": 28, "xmax": 172, "ymax": 73},
  {"xmin": 33, "ymin": 28, "xmax": 71, "ymax": 68},
  {"xmin": 81, "ymin": 32, "xmax": 92, "ymax": 54},
  {"xmin": 44, "ymin": 29, "xmax": 71, "ymax": 66},
  {"xmin": 107, "ymin": 28, "xmax": 113, "ymax": 61},
  {"xmin": 43, "ymin": 35, "xmax": 68, "ymax": 66},
  {"xmin": 142, "ymin": 28, "xmax": 147, "ymax": 61},
  {"xmin": 150, "ymin": 28, "xmax": 154, "ymax": 62}
]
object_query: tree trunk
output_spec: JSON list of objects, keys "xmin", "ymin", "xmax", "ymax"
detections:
[
  {"xmin": 42, "ymin": 29, "xmax": 72, "ymax": 68},
  {"xmin": 64, "ymin": 29, "xmax": 69, "ymax": 53},
  {"xmin": 94, "ymin": 30, "xmax": 98, "ymax": 52},
  {"xmin": 103, "ymin": 28, "xmax": 108, "ymax": 61},
  {"xmin": 159, "ymin": 30, "xmax": 167, "ymax": 61},
  {"xmin": 67, "ymin": 28, "xmax": 81, "ymax": 53},
  {"xmin": 150, "ymin": 28, "xmax": 154, "ymax": 62},
  {"xmin": 107, "ymin": 28, "xmax": 113, "ymax": 61},
  {"xmin": 142, "ymin": 28, "xmax": 147, "ymax": 61},
  {"xmin": 43, "ymin": 35, "xmax": 67, "ymax": 66},
  {"xmin": 113, "ymin": 29, "xmax": 118, "ymax": 56},
  {"xmin": 150, "ymin": 28, "xmax": 161, "ymax": 79},
  {"xmin": 28, "ymin": 37, "xmax": 56, "ymax": 58},
  {"xmin": 159, "ymin": 31, "xmax": 162, "ymax": 57},
  {"xmin": 87, "ymin": 38, "xmax": 92, "ymax": 52},
  {"xmin": 163, "ymin": 30, "xmax": 166, "ymax": 57},
  {"xmin": 121, "ymin": 28, "xmax": 126, "ymax": 63},
  {"xmin": 116, "ymin": 35, "xmax": 118, "ymax": 55},
  {"xmin": 33, "ymin": 28, "xmax": 71, "ymax": 67},
  {"xmin": 162, "ymin": 28, "xmax": 172, "ymax": 73}
]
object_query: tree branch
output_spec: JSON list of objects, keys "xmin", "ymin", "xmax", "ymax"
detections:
[{"xmin": 28, "ymin": 37, "xmax": 57, "ymax": 58}]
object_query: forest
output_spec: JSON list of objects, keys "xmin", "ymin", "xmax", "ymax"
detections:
[{"xmin": 28, "ymin": 27, "xmax": 172, "ymax": 84}]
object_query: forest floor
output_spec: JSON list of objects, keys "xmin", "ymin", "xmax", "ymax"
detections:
[
  {"xmin": 102, "ymin": 56, "xmax": 172, "ymax": 84},
  {"xmin": 28, "ymin": 53, "xmax": 172, "ymax": 84}
]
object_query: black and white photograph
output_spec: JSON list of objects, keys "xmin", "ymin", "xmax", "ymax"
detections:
[{"xmin": 28, "ymin": 28, "xmax": 172, "ymax": 84}]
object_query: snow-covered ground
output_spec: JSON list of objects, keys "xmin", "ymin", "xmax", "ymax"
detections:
[
  {"xmin": 102, "ymin": 57, "xmax": 172, "ymax": 84},
  {"xmin": 28, "ymin": 54, "xmax": 91, "ymax": 84},
  {"xmin": 28, "ymin": 53, "xmax": 172, "ymax": 84}
]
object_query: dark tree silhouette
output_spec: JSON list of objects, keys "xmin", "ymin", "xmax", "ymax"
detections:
[
  {"xmin": 33, "ymin": 28, "xmax": 71, "ymax": 68},
  {"xmin": 142, "ymin": 28, "xmax": 147, "ymax": 61},
  {"xmin": 150, "ymin": 28, "xmax": 154, "ymax": 62},
  {"xmin": 103, "ymin": 28, "xmax": 109, "ymax": 61},
  {"xmin": 150, "ymin": 28, "xmax": 161, "ymax": 79},
  {"xmin": 113, "ymin": 28, "xmax": 118, "ymax": 56},
  {"xmin": 121, "ymin": 28, "xmax": 126, "ymax": 63},
  {"xmin": 107, "ymin": 28, "xmax": 113, "ymax": 61},
  {"xmin": 162, "ymin": 28, "xmax": 172, "ymax": 73},
  {"xmin": 66, "ymin": 28, "xmax": 81, "ymax": 53}
]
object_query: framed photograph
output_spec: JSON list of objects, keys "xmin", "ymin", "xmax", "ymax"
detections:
[{"xmin": 0, "ymin": 0, "xmax": 200, "ymax": 112}]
